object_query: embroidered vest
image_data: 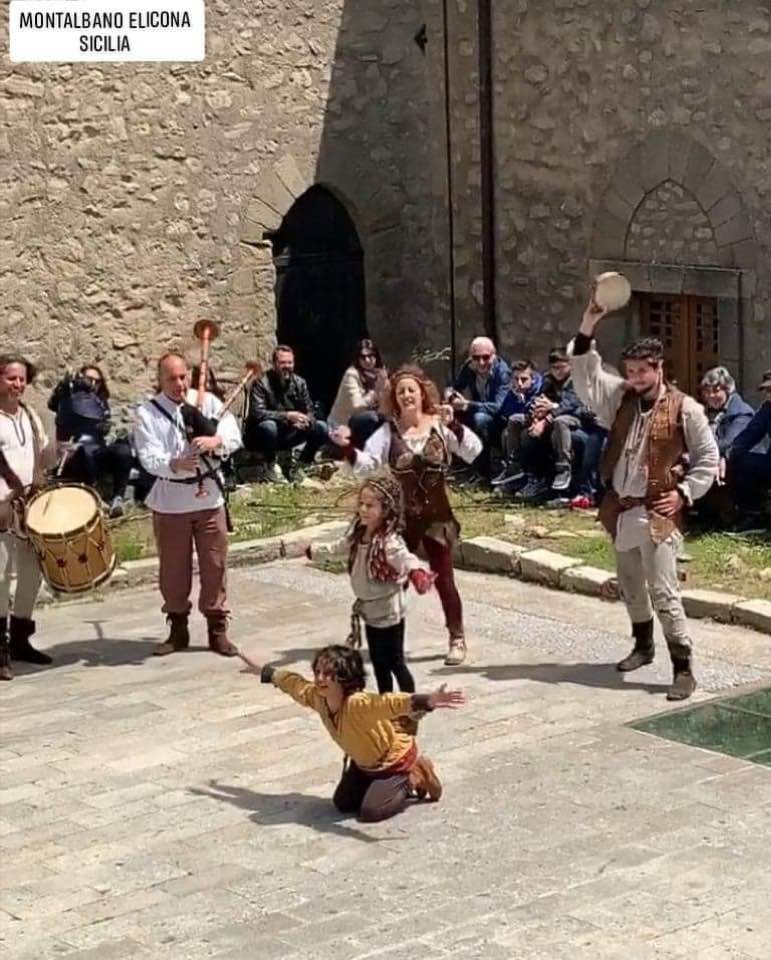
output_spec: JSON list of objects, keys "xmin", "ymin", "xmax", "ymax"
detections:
[
  {"xmin": 599, "ymin": 386, "xmax": 687, "ymax": 544},
  {"xmin": 387, "ymin": 422, "xmax": 458, "ymax": 549}
]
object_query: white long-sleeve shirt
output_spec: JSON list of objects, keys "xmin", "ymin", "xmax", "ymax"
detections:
[
  {"xmin": 0, "ymin": 403, "xmax": 57, "ymax": 537},
  {"xmin": 570, "ymin": 343, "xmax": 718, "ymax": 549},
  {"xmin": 351, "ymin": 419, "xmax": 482, "ymax": 476},
  {"xmin": 134, "ymin": 390, "xmax": 242, "ymax": 514},
  {"xmin": 315, "ymin": 531, "xmax": 427, "ymax": 627}
]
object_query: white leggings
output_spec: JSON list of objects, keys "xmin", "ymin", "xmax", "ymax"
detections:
[
  {"xmin": 615, "ymin": 535, "xmax": 691, "ymax": 659},
  {"xmin": 0, "ymin": 533, "xmax": 42, "ymax": 620}
]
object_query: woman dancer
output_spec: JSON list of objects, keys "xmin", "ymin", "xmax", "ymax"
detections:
[{"xmin": 332, "ymin": 366, "xmax": 482, "ymax": 666}]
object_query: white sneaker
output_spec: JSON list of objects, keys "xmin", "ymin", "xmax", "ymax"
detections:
[{"xmin": 265, "ymin": 462, "xmax": 288, "ymax": 484}]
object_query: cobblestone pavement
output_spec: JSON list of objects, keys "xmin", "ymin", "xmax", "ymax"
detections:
[{"xmin": 2, "ymin": 562, "xmax": 770, "ymax": 960}]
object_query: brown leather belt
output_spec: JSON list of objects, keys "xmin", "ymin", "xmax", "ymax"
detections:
[{"xmin": 617, "ymin": 496, "xmax": 647, "ymax": 511}]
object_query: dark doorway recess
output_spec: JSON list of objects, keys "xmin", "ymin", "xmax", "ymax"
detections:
[{"xmin": 267, "ymin": 186, "xmax": 367, "ymax": 416}]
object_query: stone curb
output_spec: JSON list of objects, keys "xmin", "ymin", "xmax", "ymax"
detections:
[
  {"xmin": 453, "ymin": 535, "xmax": 770, "ymax": 636},
  {"xmin": 39, "ymin": 520, "xmax": 349, "ymax": 606},
  {"xmin": 38, "ymin": 527, "xmax": 771, "ymax": 635}
]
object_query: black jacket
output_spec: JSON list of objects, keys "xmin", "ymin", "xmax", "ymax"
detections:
[
  {"xmin": 247, "ymin": 370, "xmax": 315, "ymax": 425},
  {"xmin": 48, "ymin": 375, "xmax": 111, "ymax": 443},
  {"xmin": 539, "ymin": 374, "xmax": 596, "ymax": 427}
]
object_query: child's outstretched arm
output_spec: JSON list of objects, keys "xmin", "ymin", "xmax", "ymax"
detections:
[
  {"xmin": 426, "ymin": 683, "xmax": 466, "ymax": 710},
  {"xmin": 240, "ymin": 655, "xmax": 324, "ymax": 713}
]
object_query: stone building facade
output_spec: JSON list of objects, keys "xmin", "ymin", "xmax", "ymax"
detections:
[{"xmin": 1, "ymin": 0, "xmax": 769, "ymax": 418}]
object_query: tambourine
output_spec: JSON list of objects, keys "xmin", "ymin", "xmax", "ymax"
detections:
[{"xmin": 594, "ymin": 272, "xmax": 632, "ymax": 312}]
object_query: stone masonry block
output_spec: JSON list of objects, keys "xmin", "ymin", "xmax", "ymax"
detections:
[
  {"xmin": 610, "ymin": 156, "xmax": 647, "ymax": 207},
  {"xmin": 459, "ymin": 536, "xmax": 523, "ymax": 576},
  {"xmin": 562, "ymin": 565, "xmax": 619, "ymax": 600},
  {"xmin": 648, "ymin": 265, "xmax": 685, "ymax": 294},
  {"xmin": 696, "ymin": 162, "xmax": 736, "ymax": 212},
  {"xmin": 715, "ymin": 213, "xmax": 753, "ymax": 247},
  {"xmin": 519, "ymin": 548, "xmax": 580, "ymax": 588},
  {"xmin": 682, "ymin": 144, "xmax": 716, "ymax": 195},
  {"xmin": 667, "ymin": 131, "xmax": 694, "ymax": 185},
  {"xmin": 682, "ymin": 589, "xmax": 744, "ymax": 622},
  {"xmin": 708, "ymin": 193, "xmax": 744, "ymax": 228},
  {"xmin": 731, "ymin": 599, "xmax": 771, "ymax": 635},
  {"xmin": 638, "ymin": 132, "xmax": 670, "ymax": 191}
]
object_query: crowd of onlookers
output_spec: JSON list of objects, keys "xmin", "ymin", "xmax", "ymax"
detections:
[{"xmin": 47, "ymin": 335, "xmax": 770, "ymax": 534}]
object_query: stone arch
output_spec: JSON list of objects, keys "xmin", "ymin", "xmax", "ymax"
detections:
[
  {"xmin": 592, "ymin": 132, "xmax": 756, "ymax": 270},
  {"xmin": 223, "ymin": 154, "xmax": 372, "ymax": 377}
]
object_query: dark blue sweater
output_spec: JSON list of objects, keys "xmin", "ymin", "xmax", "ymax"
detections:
[
  {"xmin": 707, "ymin": 391, "xmax": 755, "ymax": 458},
  {"xmin": 730, "ymin": 401, "xmax": 771, "ymax": 465}
]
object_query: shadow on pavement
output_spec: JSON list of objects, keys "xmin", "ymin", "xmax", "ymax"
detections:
[
  {"xmin": 189, "ymin": 779, "xmax": 384, "ymax": 844},
  {"xmin": 13, "ymin": 637, "xmax": 160, "ymax": 672},
  {"xmin": 431, "ymin": 660, "xmax": 669, "ymax": 694}
]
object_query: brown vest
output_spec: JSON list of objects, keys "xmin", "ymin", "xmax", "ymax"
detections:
[
  {"xmin": 387, "ymin": 421, "xmax": 459, "ymax": 551},
  {"xmin": 598, "ymin": 386, "xmax": 687, "ymax": 544}
]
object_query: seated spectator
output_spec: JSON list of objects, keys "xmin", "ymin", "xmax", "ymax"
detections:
[
  {"xmin": 244, "ymin": 345, "xmax": 328, "ymax": 483},
  {"xmin": 48, "ymin": 365, "xmax": 133, "ymax": 517},
  {"xmin": 727, "ymin": 370, "xmax": 771, "ymax": 531},
  {"xmin": 697, "ymin": 366, "xmax": 755, "ymax": 525},
  {"xmin": 448, "ymin": 336, "xmax": 511, "ymax": 477},
  {"xmin": 511, "ymin": 347, "xmax": 601, "ymax": 503},
  {"xmin": 493, "ymin": 359, "xmax": 542, "ymax": 488},
  {"xmin": 328, "ymin": 338, "xmax": 388, "ymax": 450}
]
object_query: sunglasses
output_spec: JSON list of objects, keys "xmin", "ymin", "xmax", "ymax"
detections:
[{"xmin": 471, "ymin": 354, "xmax": 492, "ymax": 362}]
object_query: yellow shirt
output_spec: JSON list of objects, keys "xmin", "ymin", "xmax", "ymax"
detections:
[{"xmin": 269, "ymin": 669, "xmax": 418, "ymax": 773}]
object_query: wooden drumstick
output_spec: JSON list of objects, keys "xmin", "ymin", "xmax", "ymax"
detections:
[{"xmin": 236, "ymin": 649, "xmax": 261, "ymax": 673}]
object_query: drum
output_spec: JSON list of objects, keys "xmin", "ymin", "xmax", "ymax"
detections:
[{"xmin": 24, "ymin": 484, "xmax": 116, "ymax": 594}]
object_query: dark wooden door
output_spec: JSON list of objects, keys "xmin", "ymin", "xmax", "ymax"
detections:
[
  {"xmin": 269, "ymin": 186, "xmax": 366, "ymax": 417},
  {"xmin": 640, "ymin": 295, "xmax": 719, "ymax": 395}
]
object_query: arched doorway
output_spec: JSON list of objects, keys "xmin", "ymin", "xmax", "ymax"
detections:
[{"xmin": 267, "ymin": 186, "xmax": 367, "ymax": 415}]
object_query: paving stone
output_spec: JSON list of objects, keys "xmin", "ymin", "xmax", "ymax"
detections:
[
  {"xmin": 519, "ymin": 548, "xmax": 580, "ymax": 587},
  {"xmin": 2, "ymin": 564, "xmax": 769, "ymax": 960},
  {"xmin": 731, "ymin": 598, "xmax": 771, "ymax": 634}
]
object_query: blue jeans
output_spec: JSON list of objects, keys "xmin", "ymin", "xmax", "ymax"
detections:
[
  {"xmin": 571, "ymin": 427, "xmax": 607, "ymax": 496},
  {"xmin": 348, "ymin": 410, "xmax": 384, "ymax": 450},
  {"xmin": 246, "ymin": 418, "xmax": 328, "ymax": 464},
  {"xmin": 459, "ymin": 409, "xmax": 502, "ymax": 475},
  {"xmin": 729, "ymin": 451, "xmax": 771, "ymax": 514}
]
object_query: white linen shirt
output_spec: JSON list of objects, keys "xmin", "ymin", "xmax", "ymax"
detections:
[{"xmin": 134, "ymin": 389, "xmax": 242, "ymax": 514}]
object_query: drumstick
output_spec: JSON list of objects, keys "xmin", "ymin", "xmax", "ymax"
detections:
[{"xmin": 236, "ymin": 649, "xmax": 261, "ymax": 672}]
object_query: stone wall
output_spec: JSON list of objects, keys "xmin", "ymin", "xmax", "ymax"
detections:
[
  {"xmin": 0, "ymin": 1, "xmax": 441, "ymax": 420},
  {"xmin": 489, "ymin": 0, "xmax": 771, "ymax": 397}
]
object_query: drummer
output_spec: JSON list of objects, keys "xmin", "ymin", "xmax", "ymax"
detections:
[{"xmin": 0, "ymin": 355, "xmax": 59, "ymax": 680}]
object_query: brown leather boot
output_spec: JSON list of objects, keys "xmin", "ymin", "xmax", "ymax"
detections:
[
  {"xmin": 0, "ymin": 617, "xmax": 11, "ymax": 681},
  {"xmin": 206, "ymin": 613, "xmax": 237, "ymax": 657},
  {"xmin": 154, "ymin": 613, "xmax": 190, "ymax": 656},
  {"xmin": 9, "ymin": 616, "xmax": 52, "ymax": 665},
  {"xmin": 668, "ymin": 656, "xmax": 697, "ymax": 701},
  {"xmin": 408, "ymin": 755, "xmax": 443, "ymax": 802},
  {"xmin": 617, "ymin": 619, "xmax": 655, "ymax": 672}
]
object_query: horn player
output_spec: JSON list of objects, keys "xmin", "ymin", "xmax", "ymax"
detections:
[{"xmin": 133, "ymin": 349, "xmax": 243, "ymax": 658}]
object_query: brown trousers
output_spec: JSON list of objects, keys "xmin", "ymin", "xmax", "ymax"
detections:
[
  {"xmin": 152, "ymin": 507, "xmax": 229, "ymax": 617},
  {"xmin": 332, "ymin": 762, "xmax": 410, "ymax": 822}
]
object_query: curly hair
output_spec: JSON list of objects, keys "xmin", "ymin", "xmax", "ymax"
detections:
[
  {"xmin": 621, "ymin": 337, "xmax": 664, "ymax": 364},
  {"xmin": 311, "ymin": 644, "xmax": 367, "ymax": 695},
  {"xmin": 380, "ymin": 364, "xmax": 441, "ymax": 418},
  {"xmin": 347, "ymin": 471, "xmax": 405, "ymax": 583}
]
